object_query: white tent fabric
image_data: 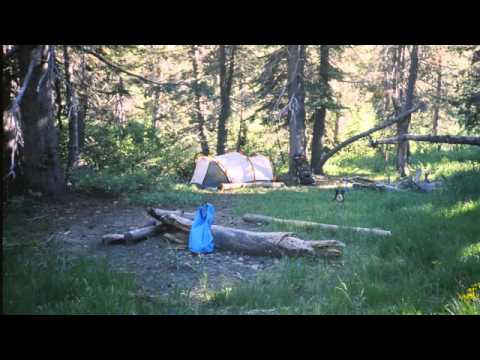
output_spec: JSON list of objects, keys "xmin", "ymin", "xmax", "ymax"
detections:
[
  {"xmin": 190, "ymin": 152, "xmax": 274, "ymax": 186},
  {"xmin": 190, "ymin": 156, "xmax": 210, "ymax": 185}
]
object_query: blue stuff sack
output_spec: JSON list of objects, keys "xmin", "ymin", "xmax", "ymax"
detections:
[{"xmin": 188, "ymin": 203, "xmax": 215, "ymax": 254}]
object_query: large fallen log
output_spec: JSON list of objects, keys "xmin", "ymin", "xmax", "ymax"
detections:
[
  {"xmin": 148, "ymin": 208, "xmax": 345, "ymax": 258},
  {"xmin": 219, "ymin": 182, "xmax": 286, "ymax": 191},
  {"xmin": 372, "ymin": 134, "xmax": 480, "ymax": 146},
  {"xmin": 242, "ymin": 213, "xmax": 391, "ymax": 237}
]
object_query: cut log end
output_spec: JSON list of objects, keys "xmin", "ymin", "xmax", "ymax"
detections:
[{"xmin": 102, "ymin": 234, "xmax": 125, "ymax": 245}]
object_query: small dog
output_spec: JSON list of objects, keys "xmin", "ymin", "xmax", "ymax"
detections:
[{"xmin": 334, "ymin": 189, "xmax": 345, "ymax": 202}]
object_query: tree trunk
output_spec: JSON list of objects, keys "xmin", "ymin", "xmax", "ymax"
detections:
[
  {"xmin": 396, "ymin": 45, "xmax": 419, "ymax": 177},
  {"xmin": 333, "ymin": 112, "xmax": 341, "ymax": 144},
  {"xmin": 217, "ymin": 45, "xmax": 236, "ymax": 155},
  {"xmin": 77, "ymin": 95, "xmax": 87, "ymax": 151},
  {"xmin": 151, "ymin": 89, "xmax": 160, "ymax": 128},
  {"xmin": 432, "ymin": 54, "xmax": 442, "ymax": 137},
  {"xmin": 311, "ymin": 45, "xmax": 330, "ymax": 174},
  {"xmin": 373, "ymin": 134, "xmax": 480, "ymax": 146},
  {"xmin": 287, "ymin": 45, "xmax": 307, "ymax": 178},
  {"xmin": 77, "ymin": 50, "xmax": 89, "ymax": 152},
  {"xmin": 18, "ymin": 45, "xmax": 65, "ymax": 195},
  {"xmin": 311, "ymin": 108, "xmax": 327, "ymax": 174},
  {"xmin": 54, "ymin": 73, "xmax": 63, "ymax": 130},
  {"xmin": 63, "ymin": 45, "xmax": 80, "ymax": 180},
  {"xmin": 190, "ymin": 45, "xmax": 209, "ymax": 155},
  {"xmin": 236, "ymin": 78, "xmax": 247, "ymax": 151}
]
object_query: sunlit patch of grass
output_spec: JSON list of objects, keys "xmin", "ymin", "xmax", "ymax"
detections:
[
  {"xmin": 443, "ymin": 200, "xmax": 479, "ymax": 218},
  {"xmin": 206, "ymin": 148, "xmax": 480, "ymax": 315},
  {"xmin": 460, "ymin": 243, "xmax": 480, "ymax": 262}
]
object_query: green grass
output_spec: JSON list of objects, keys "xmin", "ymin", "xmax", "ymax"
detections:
[
  {"xmin": 4, "ymin": 146, "xmax": 480, "ymax": 314},
  {"xmin": 2, "ymin": 202, "xmax": 194, "ymax": 315},
  {"xmin": 72, "ymin": 167, "xmax": 211, "ymax": 207},
  {"xmin": 204, "ymin": 146, "xmax": 480, "ymax": 315}
]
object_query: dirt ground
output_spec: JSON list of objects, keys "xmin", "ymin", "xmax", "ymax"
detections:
[{"xmin": 18, "ymin": 193, "xmax": 278, "ymax": 300}]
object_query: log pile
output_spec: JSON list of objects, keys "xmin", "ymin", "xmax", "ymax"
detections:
[
  {"xmin": 343, "ymin": 169, "xmax": 443, "ymax": 193},
  {"xmin": 101, "ymin": 208, "xmax": 346, "ymax": 259}
]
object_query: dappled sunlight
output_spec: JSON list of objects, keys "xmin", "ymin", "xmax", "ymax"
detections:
[
  {"xmin": 460, "ymin": 242, "xmax": 480, "ymax": 262},
  {"xmin": 443, "ymin": 199, "xmax": 479, "ymax": 218},
  {"xmin": 5, "ymin": 44, "xmax": 480, "ymax": 315}
]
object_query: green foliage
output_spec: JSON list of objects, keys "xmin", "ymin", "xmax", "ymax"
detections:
[
  {"xmin": 72, "ymin": 167, "xmax": 210, "ymax": 207},
  {"xmin": 80, "ymin": 120, "xmax": 195, "ymax": 178}
]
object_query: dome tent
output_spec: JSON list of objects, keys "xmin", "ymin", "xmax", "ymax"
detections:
[{"xmin": 190, "ymin": 152, "xmax": 274, "ymax": 189}]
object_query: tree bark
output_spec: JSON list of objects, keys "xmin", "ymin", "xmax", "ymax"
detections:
[
  {"xmin": 311, "ymin": 45, "xmax": 330, "ymax": 174},
  {"xmin": 190, "ymin": 45, "xmax": 210, "ymax": 155},
  {"xmin": 287, "ymin": 45, "xmax": 307, "ymax": 178},
  {"xmin": 149, "ymin": 210, "xmax": 345, "ymax": 258},
  {"xmin": 396, "ymin": 45, "xmax": 419, "ymax": 177},
  {"xmin": 236, "ymin": 78, "xmax": 247, "ymax": 151},
  {"xmin": 432, "ymin": 54, "xmax": 442, "ymax": 137},
  {"xmin": 77, "ymin": 95, "xmax": 87, "ymax": 151},
  {"xmin": 311, "ymin": 108, "xmax": 327, "ymax": 174},
  {"xmin": 217, "ymin": 45, "xmax": 236, "ymax": 155},
  {"xmin": 333, "ymin": 112, "xmax": 341, "ymax": 144},
  {"xmin": 18, "ymin": 45, "xmax": 65, "ymax": 195},
  {"xmin": 242, "ymin": 213, "xmax": 391, "ymax": 237},
  {"xmin": 373, "ymin": 134, "xmax": 480, "ymax": 146},
  {"xmin": 316, "ymin": 103, "xmax": 424, "ymax": 173},
  {"xmin": 63, "ymin": 45, "xmax": 80, "ymax": 180}
]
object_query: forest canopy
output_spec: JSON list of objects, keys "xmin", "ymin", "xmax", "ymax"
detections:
[{"xmin": 2, "ymin": 45, "xmax": 480, "ymax": 195}]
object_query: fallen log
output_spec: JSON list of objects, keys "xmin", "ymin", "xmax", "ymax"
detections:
[
  {"xmin": 148, "ymin": 209, "xmax": 345, "ymax": 258},
  {"xmin": 102, "ymin": 221, "xmax": 168, "ymax": 245},
  {"xmin": 146, "ymin": 208, "xmax": 196, "ymax": 219},
  {"xmin": 101, "ymin": 233, "xmax": 126, "ymax": 245},
  {"xmin": 242, "ymin": 213, "xmax": 391, "ymax": 237},
  {"xmin": 220, "ymin": 181, "xmax": 286, "ymax": 191},
  {"xmin": 351, "ymin": 182, "xmax": 405, "ymax": 192},
  {"xmin": 372, "ymin": 134, "xmax": 480, "ymax": 146}
]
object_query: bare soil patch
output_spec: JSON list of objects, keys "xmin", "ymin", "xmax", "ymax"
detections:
[{"xmin": 16, "ymin": 193, "xmax": 277, "ymax": 299}]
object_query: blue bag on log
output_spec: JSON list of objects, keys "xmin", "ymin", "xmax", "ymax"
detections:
[{"xmin": 188, "ymin": 203, "xmax": 215, "ymax": 254}]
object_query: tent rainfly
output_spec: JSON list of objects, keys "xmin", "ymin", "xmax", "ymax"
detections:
[{"xmin": 190, "ymin": 152, "xmax": 274, "ymax": 188}]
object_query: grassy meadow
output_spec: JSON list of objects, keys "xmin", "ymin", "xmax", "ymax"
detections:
[{"xmin": 3, "ymin": 146, "xmax": 480, "ymax": 314}]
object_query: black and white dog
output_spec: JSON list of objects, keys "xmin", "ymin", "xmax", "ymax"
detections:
[{"xmin": 334, "ymin": 189, "xmax": 345, "ymax": 202}]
